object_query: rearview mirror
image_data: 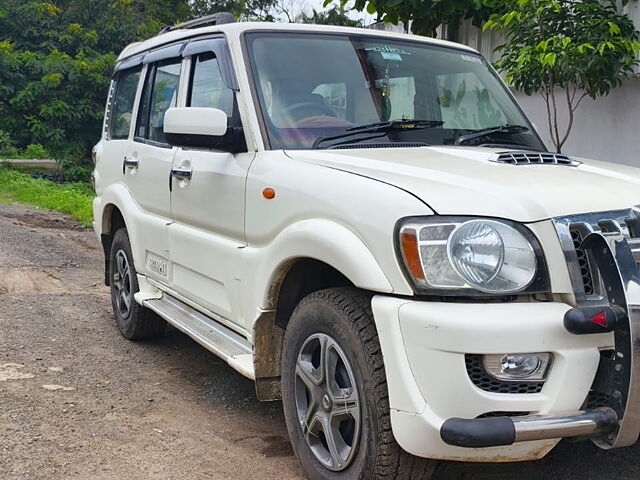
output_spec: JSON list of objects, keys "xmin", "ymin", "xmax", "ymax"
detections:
[{"xmin": 165, "ymin": 107, "xmax": 247, "ymax": 152}]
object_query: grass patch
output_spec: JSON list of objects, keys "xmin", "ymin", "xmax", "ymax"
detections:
[
  {"xmin": 0, "ymin": 166, "xmax": 94, "ymax": 226},
  {"xmin": 8, "ymin": 164, "xmax": 61, "ymax": 176}
]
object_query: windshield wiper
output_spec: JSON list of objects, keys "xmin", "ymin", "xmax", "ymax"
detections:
[
  {"xmin": 312, "ymin": 119, "xmax": 444, "ymax": 149},
  {"xmin": 454, "ymin": 124, "xmax": 529, "ymax": 146}
]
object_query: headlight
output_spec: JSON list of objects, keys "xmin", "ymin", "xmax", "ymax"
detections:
[{"xmin": 397, "ymin": 217, "xmax": 548, "ymax": 295}]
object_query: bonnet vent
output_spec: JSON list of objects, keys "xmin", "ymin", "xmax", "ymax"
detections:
[{"xmin": 490, "ymin": 151, "xmax": 580, "ymax": 166}]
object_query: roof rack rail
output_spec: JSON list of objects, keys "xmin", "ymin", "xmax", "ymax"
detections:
[{"xmin": 159, "ymin": 12, "xmax": 236, "ymax": 35}]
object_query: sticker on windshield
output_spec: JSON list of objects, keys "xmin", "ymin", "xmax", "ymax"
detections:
[
  {"xmin": 460, "ymin": 54, "xmax": 483, "ymax": 64},
  {"xmin": 365, "ymin": 45, "xmax": 411, "ymax": 61},
  {"xmin": 381, "ymin": 51, "xmax": 402, "ymax": 61}
]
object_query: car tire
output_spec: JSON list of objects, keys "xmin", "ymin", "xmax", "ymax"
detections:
[
  {"xmin": 109, "ymin": 227, "xmax": 165, "ymax": 340},
  {"xmin": 281, "ymin": 287, "xmax": 436, "ymax": 480}
]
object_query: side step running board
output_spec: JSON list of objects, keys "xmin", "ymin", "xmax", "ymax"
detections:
[{"xmin": 144, "ymin": 295, "xmax": 255, "ymax": 379}]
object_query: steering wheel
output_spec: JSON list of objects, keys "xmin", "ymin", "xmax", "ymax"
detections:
[{"xmin": 283, "ymin": 102, "xmax": 336, "ymax": 122}]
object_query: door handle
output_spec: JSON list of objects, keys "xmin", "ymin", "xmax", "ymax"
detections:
[
  {"xmin": 171, "ymin": 167, "xmax": 193, "ymax": 180},
  {"xmin": 123, "ymin": 156, "xmax": 139, "ymax": 173}
]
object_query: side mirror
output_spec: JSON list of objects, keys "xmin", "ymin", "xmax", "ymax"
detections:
[{"xmin": 164, "ymin": 107, "xmax": 245, "ymax": 151}]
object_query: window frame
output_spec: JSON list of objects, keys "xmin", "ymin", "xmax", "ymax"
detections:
[{"xmin": 105, "ymin": 66, "xmax": 142, "ymax": 141}]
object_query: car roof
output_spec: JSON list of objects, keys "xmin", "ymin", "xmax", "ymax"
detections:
[{"xmin": 116, "ymin": 21, "xmax": 479, "ymax": 63}]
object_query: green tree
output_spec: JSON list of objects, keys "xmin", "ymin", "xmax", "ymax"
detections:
[
  {"xmin": 299, "ymin": 6, "xmax": 362, "ymax": 27},
  {"xmin": 191, "ymin": 0, "xmax": 278, "ymax": 21},
  {"xmin": 484, "ymin": 0, "xmax": 640, "ymax": 152},
  {"xmin": 0, "ymin": 1, "xmax": 190, "ymax": 179},
  {"xmin": 324, "ymin": 0, "xmax": 495, "ymax": 36}
]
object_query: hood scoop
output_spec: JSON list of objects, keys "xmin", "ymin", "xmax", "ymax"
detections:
[{"xmin": 490, "ymin": 151, "xmax": 580, "ymax": 166}]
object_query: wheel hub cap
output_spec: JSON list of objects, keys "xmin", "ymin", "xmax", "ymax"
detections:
[
  {"xmin": 294, "ymin": 333, "xmax": 361, "ymax": 472},
  {"xmin": 113, "ymin": 249, "xmax": 133, "ymax": 318}
]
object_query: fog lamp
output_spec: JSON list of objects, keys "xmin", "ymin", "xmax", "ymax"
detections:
[{"xmin": 483, "ymin": 353, "xmax": 551, "ymax": 381}]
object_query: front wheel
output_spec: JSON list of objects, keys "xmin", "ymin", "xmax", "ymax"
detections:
[
  {"xmin": 281, "ymin": 288, "xmax": 436, "ymax": 480},
  {"xmin": 109, "ymin": 227, "xmax": 165, "ymax": 340}
]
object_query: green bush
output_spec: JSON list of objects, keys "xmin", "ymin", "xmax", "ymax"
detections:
[
  {"xmin": 23, "ymin": 143, "xmax": 50, "ymax": 159},
  {"xmin": 58, "ymin": 157, "xmax": 94, "ymax": 182},
  {"xmin": 0, "ymin": 130, "xmax": 18, "ymax": 157},
  {"xmin": 0, "ymin": 166, "xmax": 94, "ymax": 226}
]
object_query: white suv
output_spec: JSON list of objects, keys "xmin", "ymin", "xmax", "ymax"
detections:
[{"xmin": 93, "ymin": 14, "xmax": 640, "ymax": 479}]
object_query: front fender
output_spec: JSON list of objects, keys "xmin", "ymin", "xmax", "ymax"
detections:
[
  {"xmin": 269, "ymin": 218, "xmax": 392, "ymax": 296},
  {"xmin": 94, "ymin": 184, "xmax": 158, "ymax": 274},
  {"xmin": 239, "ymin": 219, "xmax": 393, "ymax": 323}
]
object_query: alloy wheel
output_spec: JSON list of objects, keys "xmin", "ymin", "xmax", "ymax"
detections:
[
  {"xmin": 294, "ymin": 333, "xmax": 361, "ymax": 472},
  {"xmin": 113, "ymin": 249, "xmax": 133, "ymax": 318}
]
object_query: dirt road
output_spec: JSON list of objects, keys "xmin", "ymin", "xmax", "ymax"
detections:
[{"xmin": 1, "ymin": 203, "xmax": 639, "ymax": 480}]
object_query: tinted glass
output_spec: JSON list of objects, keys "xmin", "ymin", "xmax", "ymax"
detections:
[
  {"xmin": 188, "ymin": 53, "xmax": 234, "ymax": 116},
  {"xmin": 136, "ymin": 59, "xmax": 181, "ymax": 144},
  {"xmin": 108, "ymin": 67, "xmax": 141, "ymax": 140},
  {"xmin": 247, "ymin": 33, "xmax": 544, "ymax": 150}
]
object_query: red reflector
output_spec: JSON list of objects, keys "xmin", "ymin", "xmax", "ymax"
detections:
[{"xmin": 591, "ymin": 311, "xmax": 607, "ymax": 327}]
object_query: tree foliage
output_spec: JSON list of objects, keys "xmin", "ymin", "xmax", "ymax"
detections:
[
  {"xmin": 325, "ymin": 0, "xmax": 495, "ymax": 36},
  {"xmin": 191, "ymin": 0, "xmax": 278, "ymax": 21},
  {"xmin": 0, "ymin": 1, "xmax": 191, "ymax": 179},
  {"xmin": 484, "ymin": 0, "xmax": 640, "ymax": 152},
  {"xmin": 299, "ymin": 6, "xmax": 362, "ymax": 27}
]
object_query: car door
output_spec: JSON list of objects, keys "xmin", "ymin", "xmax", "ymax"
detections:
[
  {"xmin": 168, "ymin": 49, "xmax": 254, "ymax": 326},
  {"xmin": 126, "ymin": 53, "xmax": 185, "ymax": 285}
]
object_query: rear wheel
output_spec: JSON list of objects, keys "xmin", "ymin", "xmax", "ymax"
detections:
[
  {"xmin": 109, "ymin": 228, "xmax": 165, "ymax": 340},
  {"xmin": 281, "ymin": 287, "xmax": 436, "ymax": 479}
]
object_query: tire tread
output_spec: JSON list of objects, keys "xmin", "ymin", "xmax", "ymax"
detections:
[{"xmin": 293, "ymin": 287, "xmax": 435, "ymax": 480}]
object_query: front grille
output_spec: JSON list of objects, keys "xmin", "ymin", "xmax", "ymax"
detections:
[
  {"xmin": 490, "ymin": 151, "xmax": 578, "ymax": 166},
  {"xmin": 554, "ymin": 209, "xmax": 640, "ymax": 302},
  {"xmin": 570, "ymin": 229, "xmax": 595, "ymax": 296},
  {"xmin": 465, "ymin": 355, "xmax": 545, "ymax": 394}
]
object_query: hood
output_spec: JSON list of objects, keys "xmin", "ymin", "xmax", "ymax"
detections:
[{"xmin": 286, "ymin": 146, "xmax": 640, "ymax": 223}]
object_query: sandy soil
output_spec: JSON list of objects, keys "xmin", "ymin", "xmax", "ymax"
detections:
[{"xmin": 1, "ymin": 203, "xmax": 639, "ymax": 480}]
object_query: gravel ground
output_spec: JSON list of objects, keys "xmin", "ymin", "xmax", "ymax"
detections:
[{"xmin": 1, "ymin": 203, "xmax": 639, "ymax": 480}]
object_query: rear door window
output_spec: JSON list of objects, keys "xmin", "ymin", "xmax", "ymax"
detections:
[
  {"xmin": 107, "ymin": 67, "xmax": 141, "ymax": 140},
  {"xmin": 136, "ymin": 58, "xmax": 182, "ymax": 145}
]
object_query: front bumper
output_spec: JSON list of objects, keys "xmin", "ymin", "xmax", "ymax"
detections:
[
  {"xmin": 373, "ymin": 227, "xmax": 640, "ymax": 462},
  {"xmin": 372, "ymin": 296, "xmax": 611, "ymax": 461}
]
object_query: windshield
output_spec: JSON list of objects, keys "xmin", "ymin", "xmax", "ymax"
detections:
[{"xmin": 246, "ymin": 33, "xmax": 545, "ymax": 151}]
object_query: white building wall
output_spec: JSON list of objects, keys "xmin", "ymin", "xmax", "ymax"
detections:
[
  {"xmin": 513, "ymin": 81, "xmax": 640, "ymax": 166},
  {"xmin": 455, "ymin": 3, "xmax": 640, "ymax": 166}
]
